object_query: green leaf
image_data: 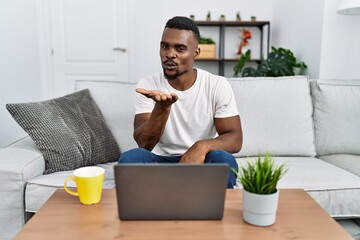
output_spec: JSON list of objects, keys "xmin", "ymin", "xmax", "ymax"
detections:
[
  {"xmin": 242, "ymin": 67, "xmax": 257, "ymax": 77},
  {"xmin": 233, "ymin": 50, "xmax": 251, "ymax": 77},
  {"xmin": 234, "ymin": 152, "xmax": 288, "ymax": 194},
  {"xmin": 199, "ymin": 36, "xmax": 215, "ymax": 44},
  {"xmin": 234, "ymin": 46, "xmax": 307, "ymax": 77}
]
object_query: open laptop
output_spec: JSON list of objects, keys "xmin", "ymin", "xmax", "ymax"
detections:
[{"xmin": 114, "ymin": 163, "xmax": 228, "ymax": 220}]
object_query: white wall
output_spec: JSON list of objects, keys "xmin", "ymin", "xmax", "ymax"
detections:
[
  {"xmin": 319, "ymin": 0, "xmax": 360, "ymax": 79},
  {"xmin": 271, "ymin": 0, "xmax": 360, "ymax": 79},
  {"xmin": 271, "ymin": 0, "xmax": 325, "ymax": 78},
  {"xmin": 0, "ymin": 0, "xmax": 42, "ymax": 147}
]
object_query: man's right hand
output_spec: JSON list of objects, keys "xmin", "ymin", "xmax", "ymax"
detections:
[{"xmin": 136, "ymin": 88, "xmax": 178, "ymax": 107}]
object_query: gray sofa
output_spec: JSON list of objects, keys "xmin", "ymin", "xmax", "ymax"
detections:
[{"xmin": 1, "ymin": 76, "xmax": 360, "ymax": 239}]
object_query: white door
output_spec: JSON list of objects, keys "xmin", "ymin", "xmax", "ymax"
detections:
[{"xmin": 47, "ymin": 0, "xmax": 129, "ymax": 98}]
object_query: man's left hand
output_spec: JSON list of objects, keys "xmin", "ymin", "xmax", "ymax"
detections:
[{"xmin": 179, "ymin": 141, "xmax": 208, "ymax": 164}]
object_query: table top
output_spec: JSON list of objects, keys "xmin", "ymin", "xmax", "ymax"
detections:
[{"xmin": 16, "ymin": 189, "xmax": 352, "ymax": 240}]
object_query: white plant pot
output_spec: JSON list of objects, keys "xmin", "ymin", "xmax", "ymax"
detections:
[{"xmin": 242, "ymin": 189, "xmax": 279, "ymax": 226}]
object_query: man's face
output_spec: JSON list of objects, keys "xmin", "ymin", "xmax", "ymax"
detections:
[{"xmin": 160, "ymin": 28, "xmax": 199, "ymax": 80}]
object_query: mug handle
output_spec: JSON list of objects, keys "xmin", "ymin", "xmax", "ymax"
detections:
[{"xmin": 64, "ymin": 176, "xmax": 79, "ymax": 196}]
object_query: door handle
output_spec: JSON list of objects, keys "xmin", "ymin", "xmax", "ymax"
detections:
[{"xmin": 113, "ymin": 47, "xmax": 126, "ymax": 52}]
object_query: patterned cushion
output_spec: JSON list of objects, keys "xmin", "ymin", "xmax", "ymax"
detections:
[
  {"xmin": 75, "ymin": 80, "xmax": 138, "ymax": 152},
  {"xmin": 6, "ymin": 89, "xmax": 120, "ymax": 174}
]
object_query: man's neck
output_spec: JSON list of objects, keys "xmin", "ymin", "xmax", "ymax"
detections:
[{"xmin": 168, "ymin": 68, "xmax": 197, "ymax": 91}]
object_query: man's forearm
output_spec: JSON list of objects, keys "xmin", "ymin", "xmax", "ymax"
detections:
[
  {"xmin": 197, "ymin": 131, "xmax": 242, "ymax": 154},
  {"xmin": 133, "ymin": 103, "xmax": 171, "ymax": 150},
  {"xmin": 179, "ymin": 131, "xmax": 242, "ymax": 164}
]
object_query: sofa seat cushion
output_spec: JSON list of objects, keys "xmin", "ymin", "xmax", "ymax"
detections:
[
  {"xmin": 236, "ymin": 157, "xmax": 360, "ymax": 218},
  {"xmin": 228, "ymin": 76, "xmax": 316, "ymax": 157},
  {"xmin": 320, "ymin": 154, "xmax": 360, "ymax": 177},
  {"xmin": 311, "ymin": 79, "xmax": 360, "ymax": 156},
  {"xmin": 25, "ymin": 162, "xmax": 117, "ymax": 212}
]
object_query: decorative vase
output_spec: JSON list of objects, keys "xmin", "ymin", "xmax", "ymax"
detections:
[{"xmin": 242, "ymin": 189, "xmax": 279, "ymax": 226}]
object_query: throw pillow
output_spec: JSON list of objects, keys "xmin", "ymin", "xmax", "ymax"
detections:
[
  {"xmin": 6, "ymin": 89, "xmax": 120, "ymax": 174},
  {"xmin": 228, "ymin": 76, "xmax": 316, "ymax": 157},
  {"xmin": 311, "ymin": 79, "xmax": 360, "ymax": 155}
]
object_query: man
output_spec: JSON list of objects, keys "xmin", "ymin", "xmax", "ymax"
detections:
[{"xmin": 119, "ymin": 16, "xmax": 242, "ymax": 188}]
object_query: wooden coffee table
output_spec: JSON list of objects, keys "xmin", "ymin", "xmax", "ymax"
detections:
[{"xmin": 15, "ymin": 189, "xmax": 351, "ymax": 239}]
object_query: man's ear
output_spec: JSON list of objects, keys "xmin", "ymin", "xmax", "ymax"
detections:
[{"xmin": 194, "ymin": 47, "xmax": 201, "ymax": 59}]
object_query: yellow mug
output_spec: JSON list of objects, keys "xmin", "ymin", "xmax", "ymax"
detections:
[{"xmin": 64, "ymin": 166, "xmax": 105, "ymax": 205}]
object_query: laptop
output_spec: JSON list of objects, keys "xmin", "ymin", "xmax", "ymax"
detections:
[{"xmin": 114, "ymin": 163, "xmax": 228, "ymax": 220}]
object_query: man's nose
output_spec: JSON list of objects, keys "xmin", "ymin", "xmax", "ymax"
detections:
[{"xmin": 166, "ymin": 48, "xmax": 176, "ymax": 58}]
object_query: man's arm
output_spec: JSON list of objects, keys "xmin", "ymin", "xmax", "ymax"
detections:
[
  {"xmin": 133, "ymin": 88, "xmax": 178, "ymax": 150},
  {"xmin": 180, "ymin": 115, "xmax": 242, "ymax": 163}
]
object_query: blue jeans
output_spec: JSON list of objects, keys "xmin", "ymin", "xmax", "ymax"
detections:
[{"xmin": 118, "ymin": 148, "xmax": 238, "ymax": 188}]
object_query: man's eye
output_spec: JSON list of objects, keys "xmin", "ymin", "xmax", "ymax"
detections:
[
  {"xmin": 177, "ymin": 47, "xmax": 185, "ymax": 52},
  {"xmin": 161, "ymin": 44, "xmax": 168, "ymax": 49}
]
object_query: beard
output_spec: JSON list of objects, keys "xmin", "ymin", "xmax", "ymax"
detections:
[
  {"xmin": 163, "ymin": 68, "xmax": 188, "ymax": 80},
  {"xmin": 162, "ymin": 59, "xmax": 189, "ymax": 80}
]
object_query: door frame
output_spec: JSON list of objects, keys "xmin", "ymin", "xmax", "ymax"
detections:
[{"xmin": 36, "ymin": 0, "xmax": 54, "ymax": 100}]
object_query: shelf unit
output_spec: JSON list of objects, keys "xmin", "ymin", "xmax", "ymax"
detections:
[{"xmin": 195, "ymin": 20, "xmax": 270, "ymax": 76}]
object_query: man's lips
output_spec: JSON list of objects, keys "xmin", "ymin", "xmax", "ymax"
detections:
[{"xmin": 163, "ymin": 61, "xmax": 177, "ymax": 70}]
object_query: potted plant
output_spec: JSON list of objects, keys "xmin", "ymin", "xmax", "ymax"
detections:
[
  {"xmin": 236, "ymin": 12, "xmax": 241, "ymax": 21},
  {"xmin": 206, "ymin": 11, "xmax": 211, "ymax": 21},
  {"xmin": 233, "ymin": 47, "xmax": 307, "ymax": 77},
  {"xmin": 232, "ymin": 152, "xmax": 287, "ymax": 226},
  {"xmin": 198, "ymin": 36, "xmax": 216, "ymax": 59}
]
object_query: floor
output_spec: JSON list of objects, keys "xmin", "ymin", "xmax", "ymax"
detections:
[{"xmin": 337, "ymin": 219, "xmax": 360, "ymax": 240}]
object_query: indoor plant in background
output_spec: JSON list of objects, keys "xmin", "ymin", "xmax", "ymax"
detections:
[
  {"xmin": 233, "ymin": 152, "xmax": 288, "ymax": 226},
  {"xmin": 233, "ymin": 47, "xmax": 307, "ymax": 77}
]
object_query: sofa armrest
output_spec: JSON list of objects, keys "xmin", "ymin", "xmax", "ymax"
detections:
[{"xmin": 0, "ymin": 136, "xmax": 44, "ymax": 240}]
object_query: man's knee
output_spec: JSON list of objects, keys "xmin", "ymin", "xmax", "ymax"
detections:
[
  {"xmin": 206, "ymin": 150, "xmax": 237, "ymax": 164},
  {"xmin": 206, "ymin": 150, "xmax": 238, "ymax": 189},
  {"xmin": 118, "ymin": 148, "xmax": 152, "ymax": 163}
]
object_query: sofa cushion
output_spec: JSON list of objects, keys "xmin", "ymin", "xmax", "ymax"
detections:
[
  {"xmin": 311, "ymin": 79, "xmax": 360, "ymax": 156},
  {"xmin": 75, "ymin": 80, "xmax": 138, "ymax": 152},
  {"xmin": 6, "ymin": 89, "xmax": 120, "ymax": 174},
  {"xmin": 236, "ymin": 157, "xmax": 360, "ymax": 218},
  {"xmin": 228, "ymin": 76, "xmax": 316, "ymax": 157},
  {"xmin": 320, "ymin": 154, "xmax": 360, "ymax": 177}
]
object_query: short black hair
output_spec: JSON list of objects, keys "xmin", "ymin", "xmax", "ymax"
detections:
[{"xmin": 165, "ymin": 16, "xmax": 200, "ymax": 42}]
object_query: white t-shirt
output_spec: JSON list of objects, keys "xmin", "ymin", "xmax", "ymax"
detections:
[{"xmin": 135, "ymin": 68, "xmax": 239, "ymax": 156}]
